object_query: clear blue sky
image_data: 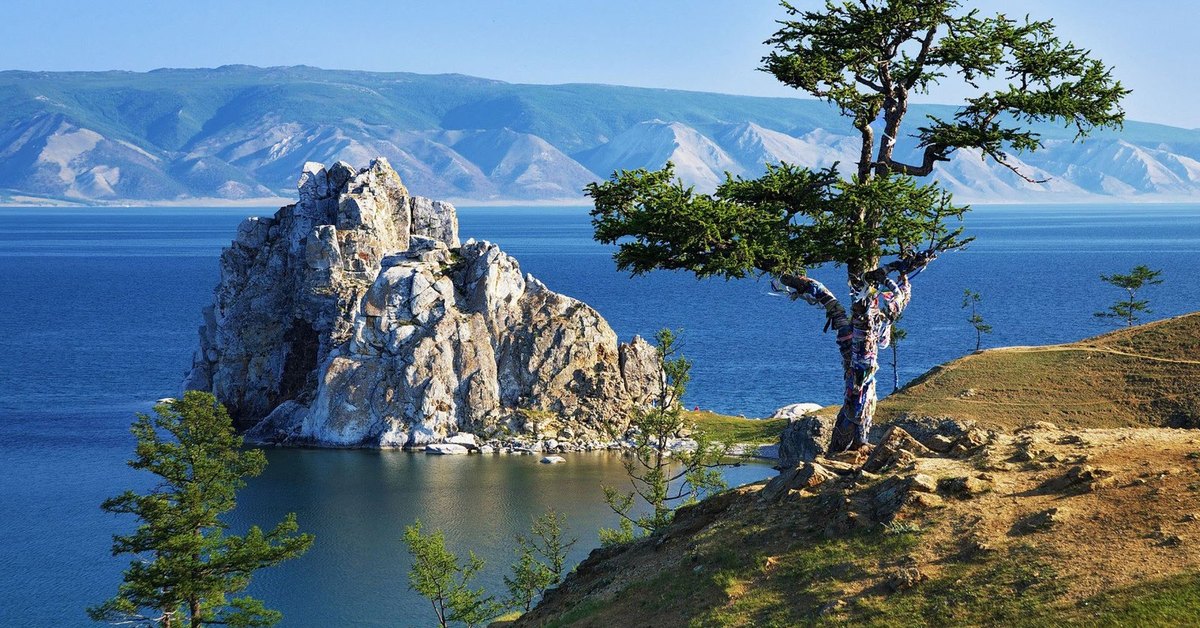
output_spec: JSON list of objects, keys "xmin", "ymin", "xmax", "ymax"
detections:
[{"xmin": 4, "ymin": 0, "xmax": 1196, "ymax": 128}]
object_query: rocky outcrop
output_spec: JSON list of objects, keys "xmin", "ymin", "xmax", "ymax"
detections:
[
  {"xmin": 776, "ymin": 414, "xmax": 836, "ymax": 468},
  {"xmin": 185, "ymin": 158, "xmax": 660, "ymax": 448}
]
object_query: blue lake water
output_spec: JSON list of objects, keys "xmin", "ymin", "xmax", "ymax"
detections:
[{"xmin": 1, "ymin": 203, "xmax": 1198, "ymax": 626}]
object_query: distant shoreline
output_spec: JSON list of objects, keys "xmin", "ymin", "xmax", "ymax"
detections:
[
  {"xmin": 0, "ymin": 195, "xmax": 597, "ymax": 209},
  {"xmin": 4, "ymin": 195, "xmax": 1199, "ymax": 209}
]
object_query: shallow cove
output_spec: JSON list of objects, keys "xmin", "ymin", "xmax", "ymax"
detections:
[{"xmin": 234, "ymin": 449, "xmax": 773, "ymax": 625}]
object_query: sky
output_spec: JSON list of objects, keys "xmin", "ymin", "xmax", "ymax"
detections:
[{"xmin": 3, "ymin": 0, "xmax": 1197, "ymax": 128}]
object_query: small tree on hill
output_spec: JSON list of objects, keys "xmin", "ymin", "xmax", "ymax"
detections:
[
  {"xmin": 600, "ymin": 329, "xmax": 730, "ymax": 544},
  {"xmin": 403, "ymin": 521, "xmax": 502, "ymax": 628},
  {"xmin": 504, "ymin": 509, "xmax": 577, "ymax": 612},
  {"xmin": 89, "ymin": 391, "xmax": 313, "ymax": 628},
  {"xmin": 1095, "ymin": 265, "xmax": 1163, "ymax": 327},
  {"xmin": 587, "ymin": 0, "xmax": 1125, "ymax": 454},
  {"xmin": 962, "ymin": 289, "xmax": 992, "ymax": 351},
  {"xmin": 889, "ymin": 312, "xmax": 907, "ymax": 393}
]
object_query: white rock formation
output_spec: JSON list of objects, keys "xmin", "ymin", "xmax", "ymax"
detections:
[
  {"xmin": 771, "ymin": 402, "xmax": 825, "ymax": 419},
  {"xmin": 185, "ymin": 158, "xmax": 660, "ymax": 448},
  {"xmin": 426, "ymin": 443, "xmax": 470, "ymax": 455}
]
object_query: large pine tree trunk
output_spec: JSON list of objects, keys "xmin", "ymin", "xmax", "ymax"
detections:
[
  {"xmin": 782, "ymin": 272, "xmax": 910, "ymax": 454},
  {"xmin": 828, "ymin": 298, "xmax": 882, "ymax": 452}
]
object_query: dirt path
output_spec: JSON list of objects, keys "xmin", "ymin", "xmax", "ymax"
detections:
[{"xmin": 987, "ymin": 344, "xmax": 1200, "ymax": 366}]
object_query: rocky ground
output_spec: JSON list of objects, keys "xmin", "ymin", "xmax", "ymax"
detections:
[{"xmin": 514, "ymin": 416, "xmax": 1200, "ymax": 626}]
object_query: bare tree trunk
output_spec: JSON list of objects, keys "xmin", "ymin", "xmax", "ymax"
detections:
[{"xmin": 891, "ymin": 341, "xmax": 900, "ymax": 393}]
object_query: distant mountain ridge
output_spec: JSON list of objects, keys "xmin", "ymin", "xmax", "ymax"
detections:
[{"xmin": 2, "ymin": 65, "xmax": 1199, "ymax": 204}]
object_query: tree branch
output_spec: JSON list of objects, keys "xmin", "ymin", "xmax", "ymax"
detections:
[
  {"xmin": 778, "ymin": 274, "xmax": 850, "ymax": 334},
  {"xmin": 879, "ymin": 143, "xmax": 952, "ymax": 176},
  {"xmin": 854, "ymin": 73, "xmax": 883, "ymax": 92},
  {"xmin": 903, "ymin": 26, "xmax": 938, "ymax": 90}
]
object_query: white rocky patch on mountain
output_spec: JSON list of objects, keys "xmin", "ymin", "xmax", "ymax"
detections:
[
  {"xmin": 713, "ymin": 122, "xmax": 860, "ymax": 173},
  {"xmin": 576, "ymin": 120, "xmax": 745, "ymax": 192},
  {"xmin": 0, "ymin": 113, "xmax": 179, "ymax": 200}
]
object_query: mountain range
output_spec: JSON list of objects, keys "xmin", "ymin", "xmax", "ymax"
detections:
[{"xmin": 2, "ymin": 65, "xmax": 1199, "ymax": 205}]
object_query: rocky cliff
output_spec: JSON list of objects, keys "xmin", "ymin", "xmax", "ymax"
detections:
[{"xmin": 184, "ymin": 158, "xmax": 659, "ymax": 448}]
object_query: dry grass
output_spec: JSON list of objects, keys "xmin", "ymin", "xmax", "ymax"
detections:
[{"xmin": 878, "ymin": 312, "xmax": 1200, "ymax": 430}]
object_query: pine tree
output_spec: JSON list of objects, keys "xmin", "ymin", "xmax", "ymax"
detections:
[
  {"xmin": 89, "ymin": 391, "xmax": 313, "ymax": 628},
  {"xmin": 503, "ymin": 510, "xmax": 575, "ymax": 614},
  {"xmin": 1095, "ymin": 265, "xmax": 1163, "ymax": 326},
  {"xmin": 587, "ymin": 0, "xmax": 1126, "ymax": 453},
  {"xmin": 962, "ymin": 289, "xmax": 992, "ymax": 351},
  {"xmin": 403, "ymin": 521, "xmax": 502, "ymax": 628},
  {"xmin": 600, "ymin": 329, "xmax": 730, "ymax": 543},
  {"xmin": 889, "ymin": 312, "xmax": 907, "ymax": 393}
]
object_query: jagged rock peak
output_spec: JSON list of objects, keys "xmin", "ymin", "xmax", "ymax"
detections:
[{"xmin": 185, "ymin": 159, "xmax": 659, "ymax": 448}]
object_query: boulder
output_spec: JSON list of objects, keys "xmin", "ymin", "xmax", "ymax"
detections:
[
  {"xmin": 777, "ymin": 415, "xmax": 835, "ymax": 468},
  {"xmin": 1016, "ymin": 507, "xmax": 1068, "ymax": 533},
  {"xmin": 540, "ymin": 455, "xmax": 566, "ymax": 464},
  {"xmin": 426, "ymin": 443, "xmax": 470, "ymax": 455},
  {"xmin": 185, "ymin": 159, "xmax": 661, "ymax": 447},
  {"xmin": 887, "ymin": 415, "xmax": 974, "ymax": 451},
  {"xmin": 862, "ymin": 426, "xmax": 932, "ymax": 473},
  {"xmin": 771, "ymin": 402, "xmax": 824, "ymax": 419},
  {"xmin": 870, "ymin": 474, "xmax": 947, "ymax": 521},
  {"xmin": 1040, "ymin": 464, "xmax": 1116, "ymax": 493},
  {"xmin": 760, "ymin": 462, "xmax": 838, "ymax": 503},
  {"xmin": 907, "ymin": 473, "xmax": 939, "ymax": 494},
  {"xmin": 886, "ymin": 567, "xmax": 928, "ymax": 592},
  {"xmin": 938, "ymin": 475, "xmax": 993, "ymax": 498},
  {"xmin": 445, "ymin": 433, "xmax": 478, "ymax": 447}
]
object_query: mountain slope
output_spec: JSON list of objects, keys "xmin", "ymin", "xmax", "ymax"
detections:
[
  {"xmin": 3, "ymin": 66, "xmax": 1200, "ymax": 203},
  {"xmin": 576, "ymin": 120, "xmax": 745, "ymax": 191}
]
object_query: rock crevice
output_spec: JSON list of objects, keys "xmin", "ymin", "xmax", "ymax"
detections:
[{"xmin": 185, "ymin": 158, "xmax": 659, "ymax": 447}]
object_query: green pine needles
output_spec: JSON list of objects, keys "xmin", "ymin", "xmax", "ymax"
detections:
[
  {"xmin": 1095, "ymin": 265, "xmax": 1164, "ymax": 327},
  {"xmin": 962, "ymin": 289, "xmax": 992, "ymax": 351},
  {"xmin": 403, "ymin": 521, "xmax": 502, "ymax": 628},
  {"xmin": 587, "ymin": 0, "xmax": 1125, "ymax": 451},
  {"xmin": 404, "ymin": 510, "xmax": 577, "ymax": 625},
  {"xmin": 600, "ymin": 329, "xmax": 731, "ymax": 545},
  {"xmin": 89, "ymin": 391, "xmax": 313, "ymax": 628},
  {"xmin": 504, "ymin": 510, "xmax": 577, "ymax": 613}
]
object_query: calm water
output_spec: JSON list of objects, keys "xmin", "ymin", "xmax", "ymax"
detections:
[{"xmin": 1, "ymin": 203, "xmax": 1198, "ymax": 626}]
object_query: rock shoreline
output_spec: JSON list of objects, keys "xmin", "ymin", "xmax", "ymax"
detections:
[{"xmin": 249, "ymin": 428, "xmax": 781, "ymax": 461}]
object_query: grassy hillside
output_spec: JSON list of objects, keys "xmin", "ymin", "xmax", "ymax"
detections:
[
  {"xmin": 512, "ymin": 314, "xmax": 1200, "ymax": 626},
  {"xmin": 685, "ymin": 410, "xmax": 787, "ymax": 446},
  {"xmin": 878, "ymin": 312, "xmax": 1200, "ymax": 430},
  {"xmin": 518, "ymin": 426, "xmax": 1200, "ymax": 627}
]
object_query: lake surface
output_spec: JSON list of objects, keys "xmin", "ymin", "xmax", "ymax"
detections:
[{"xmin": 1, "ymin": 202, "xmax": 1199, "ymax": 626}]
